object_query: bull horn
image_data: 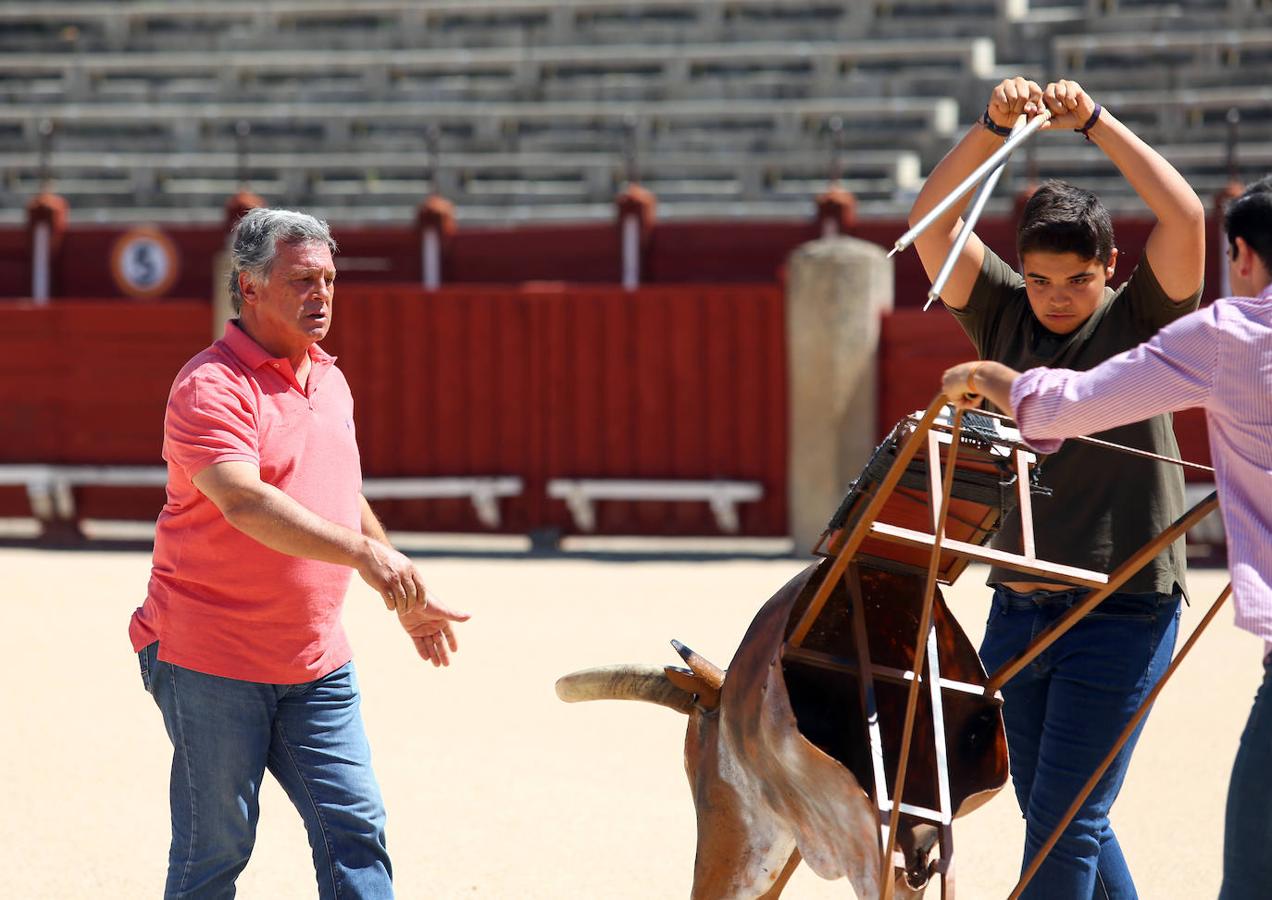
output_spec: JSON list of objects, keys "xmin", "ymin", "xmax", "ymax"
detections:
[
  {"xmin": 555, "ymin": 664, "xmax": 695, "ymax": 715},
  {"xmin": 670, "ymin": 639, "xmax": 725, "ymax": 691}
]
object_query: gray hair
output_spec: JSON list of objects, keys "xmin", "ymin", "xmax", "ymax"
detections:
[{"xmin": 227, "ymin": 208, "xmax": 337, "ymax": 313}]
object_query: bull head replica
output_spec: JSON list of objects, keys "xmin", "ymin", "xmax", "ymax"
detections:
[{"xmin": 557, "ymin": 558, "xmax": 1007, "ymax": 899}]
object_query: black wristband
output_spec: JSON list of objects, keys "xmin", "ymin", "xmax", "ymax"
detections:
[
  {"xmin": 981, "ymin": 107, "xmax": 1013, "ymax": 138},
  {"xmin": 1076, "ymin": 102, "xmax": 1102, "ymax": 140}
]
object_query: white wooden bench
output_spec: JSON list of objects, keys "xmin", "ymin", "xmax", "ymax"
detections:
[
  {"xmin": 0, "ymin": 465, "xmax": 523, "ymax": 533},
  {"xmin": 546, "ymin": 478, "xmax": 763, "ymax": 533},
  {"xmin": 359, "ymin": 477, "xmax": 523, "ymax": 529},
  {"xmin": 0, "ymin": 465, "xmax": 170, "ymax": 522}
]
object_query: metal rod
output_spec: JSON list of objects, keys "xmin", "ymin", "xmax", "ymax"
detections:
[
  {"xmin": 922, "ymin": 162, "xmax": 1002, "ymax": 310},
  {"xmin": 970, "ymin": 407, "xmax": 1216, "ymax": 474},
  {"xmin": 923, "ymin": 116, "xmax": 1024, "ymax": 310},
  {"xmin": 889, "ymin": 111, "xmax": 1050, "ymax": 259},
  {"xmin": 881, "ymin": 409, "xmax": 965, "ymax": 899},
  {"xmin": 847, "ymin": 563, "xmax": 893, "ymax": 870},
  {"xmin": 1008, "ymin": 583, "xmax": 1233, "ymax": 899}
]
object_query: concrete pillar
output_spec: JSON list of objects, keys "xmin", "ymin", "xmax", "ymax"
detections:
[{"xmin": 785, "ymin": 237, "xmax": 893, "ymax": 554}]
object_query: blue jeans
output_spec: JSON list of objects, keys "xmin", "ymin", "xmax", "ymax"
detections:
[
  {"xmin": 1221, "ymin": 656, "xmax": 1272, "ymax": 899},
  {"xmin": 980, "ymin": 586, "xmax": 1181, "ymax": 900},
  {"xmin": 138, "ymin": 642, "xmax": 392, "ymax": 899}
]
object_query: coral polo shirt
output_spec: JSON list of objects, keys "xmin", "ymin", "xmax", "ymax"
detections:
[{"xmin": 129, "ymin": 321, "xmax": 363, "ymax": 684}]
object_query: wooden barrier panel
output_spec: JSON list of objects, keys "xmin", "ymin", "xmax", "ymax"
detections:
[
  {"xmin": 877, "ymin": 310, "xmax": 971, "ymax": 437},
  {"xmin": 529, "ymin": 284, "xmax": 787, "ymax": 535},
  {"xmin": 0, "ymin": 301, "xmax": 211, "ymax": 518},
  {"xmin": 320, "ymin": 285, "xmax": 538, "ymax": 533},
  {"xmin": 316, "ymin": 283, "xmax": 789, "ymax": 535},
  {"xmin": 0, "ymin": 287, "xmax": 787, "ymax": 535},
  {"xmin": 0, "ymin": 280, "xmax": 1211, "ymax": 538}
]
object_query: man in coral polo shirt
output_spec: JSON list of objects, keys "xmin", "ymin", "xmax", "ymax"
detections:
[{"xmin": 129, "ymin": 208, "xmax": 469, "ymax": 899}]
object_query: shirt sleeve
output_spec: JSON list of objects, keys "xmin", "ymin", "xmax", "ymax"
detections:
[
  {"xmin": 943, "ymin": 245, "xmax": 1023, "ymax": 357},
  {"xmin": 164, "ymin": 372, "xmax": 261, "ymax": 480},
  {"xmin": 1120, "ymin": 254, "xmax": 1203, "ymax": 333},
  {"xmin": 1009, "ymin": 304, "xmax": 1220, "ymax": 453}
]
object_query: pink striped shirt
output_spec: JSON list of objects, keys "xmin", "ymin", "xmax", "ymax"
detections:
[{"xmin": 1010, "ymin": 285, "xmax": 1272, "ymax": 645}]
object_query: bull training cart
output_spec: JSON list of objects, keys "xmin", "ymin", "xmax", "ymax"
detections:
[{"xmin": 779, "ymin": 397, "xmax": 1228, "ymax": 899}]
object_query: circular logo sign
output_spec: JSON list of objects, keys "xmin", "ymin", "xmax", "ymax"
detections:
[{"xmin": 110, "ymin": 227, "xmax": 180, "ymax": 299}]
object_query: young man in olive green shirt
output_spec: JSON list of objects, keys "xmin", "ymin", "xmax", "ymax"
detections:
[{"xmin": 906, "ymin": 76, "xmax": 1205, "ymax": 898}]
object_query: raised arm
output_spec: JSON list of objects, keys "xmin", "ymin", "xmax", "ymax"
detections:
[
  {"xmin": 1040, "ymin": 80, "xmax": 1205, "ymax": 301},
  {"xmin": 907, "ymin": 77, "xmax": 1044, "ymax": 310}
]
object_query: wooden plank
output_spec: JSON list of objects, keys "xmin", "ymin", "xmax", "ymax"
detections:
[
  {"xmin": 787, "ymin": 397, "xmax": 946, "ymax": 648},
  {"xmin": 868, "ymin": 521, "xmax": 1110, "ymax": 588},
  {"xmin": 784, "ymin": 646, "xmax": 990, "ymax": 698},
  {"xmin": 985, "ymin": 491, "xmax": 1221, "ymax": 694}
]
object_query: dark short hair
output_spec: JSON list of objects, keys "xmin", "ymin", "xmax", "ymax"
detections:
[
  {"xmin": 1224, "ymin": 176, "xmax": 1272, "ymax": 276},
  {"xmin": 1016, "ymin": 180, "xmax": 1115, "ymax": 265}
]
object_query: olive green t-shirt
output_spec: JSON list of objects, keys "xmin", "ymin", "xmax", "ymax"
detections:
[{"xmin": 946, "ymin": 247, "xmax": 1202, "ymax": 595}]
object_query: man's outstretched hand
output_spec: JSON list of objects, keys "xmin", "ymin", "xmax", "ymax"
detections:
[{"xmin": 398, "ymin": 591, "xmax": 471, "ymax": 667}]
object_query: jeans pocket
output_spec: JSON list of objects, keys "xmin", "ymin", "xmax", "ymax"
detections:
[{"xmin": 138, "ymin": 643, "xmax": 155, "ymax": 694}]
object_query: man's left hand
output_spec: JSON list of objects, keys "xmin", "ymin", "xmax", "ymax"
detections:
[{"xmin": 398, "ymin": 590, "xmax": 471, "ymax": 667}]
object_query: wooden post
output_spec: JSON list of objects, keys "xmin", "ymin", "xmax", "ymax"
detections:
[{"xmin": 417, "ymin": 194, "xmax": 456, "ymax": 291}]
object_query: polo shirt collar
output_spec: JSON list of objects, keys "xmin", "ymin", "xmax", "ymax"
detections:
[
  {"xmin": 222, "ymin": 320, "xmax": 335, "ymax": 366},
  {"xmin": 220, "ymin": 320, "xmax": 336, "ymax": 386}
]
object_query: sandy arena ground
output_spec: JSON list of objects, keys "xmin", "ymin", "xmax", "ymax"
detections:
[{"xmin": 0, "ymin": 544, "xmax": 1258, "ymax": 899}]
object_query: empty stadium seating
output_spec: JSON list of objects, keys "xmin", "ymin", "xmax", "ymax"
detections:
[{"xmin": 0, "ymin": 0, "xmax": 1269, "ymax": 224}]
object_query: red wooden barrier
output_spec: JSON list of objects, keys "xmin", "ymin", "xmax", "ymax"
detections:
[
  {"xmin": 324, "ymin": 283, "xmax": 788, "ymax": 535},
  {"xmin": 0, "ymin": 301, "xmax": 211, "ymax": 518},
  {"xmin": 0, "ymin": 282, "xmax": 1212, "ymax": 539},
  {"xmin": 0, "ymin": 287, "xmax": 789, "ymax": 535}
]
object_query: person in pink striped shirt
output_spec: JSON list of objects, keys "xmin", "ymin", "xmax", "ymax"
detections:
[{"xmin": 942, "ymin": 177, "xmax": 1272, "ymax": 900}]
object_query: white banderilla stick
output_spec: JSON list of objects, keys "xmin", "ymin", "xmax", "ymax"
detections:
[
  {"xmin": 889, "ymin": 110, "xmax": 1051, "ymax": 262},
  {"xmin": 923, "ymin": 114, "xmax": 1032, "ymax": 310}
]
